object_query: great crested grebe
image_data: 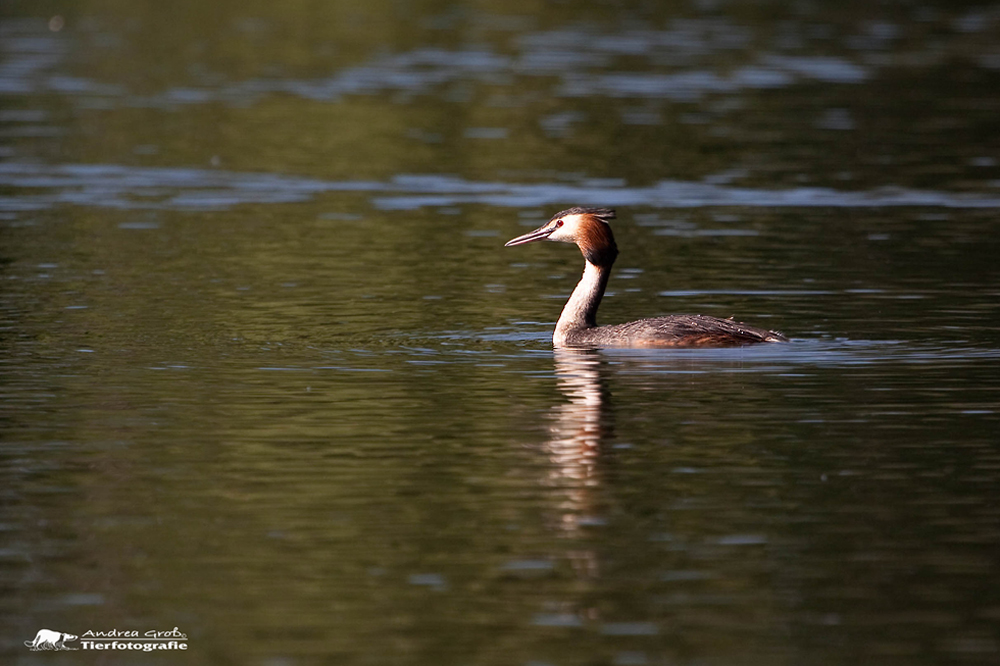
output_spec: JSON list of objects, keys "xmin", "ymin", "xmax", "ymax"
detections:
[{"xmin": 505, "ymin": 207, "xmax": 788, "ymax": 348}]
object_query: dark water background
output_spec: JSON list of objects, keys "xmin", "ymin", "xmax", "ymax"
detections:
[{"xmin": 2, "ymin": 1, "xmax": 1000, "ymax": 664}]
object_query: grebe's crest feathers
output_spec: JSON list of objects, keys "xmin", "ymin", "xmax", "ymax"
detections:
[{"xmin": 552, "ymin": 207, "xmax": 616, "ymax": 224}]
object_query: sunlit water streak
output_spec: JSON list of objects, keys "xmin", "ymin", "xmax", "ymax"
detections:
[
  {"xmin": 4, "ymin": 162, "xmax": 1000, "ymax": 212},
  {"xmin": 0, "ymin": 22, "xmax": 873, "ymax": 106},
  {"xmin": 4, "ymin": 14, "xmax": 998, "ymax": 111},
  {"xmin": 408, "ymin": 332, "xmax": 1000, "ymax": 378}
]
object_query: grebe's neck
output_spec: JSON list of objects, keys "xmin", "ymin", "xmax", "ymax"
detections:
[{"xmin": 554, "ymin": 259, "xmax": 613, "ymax": 346}]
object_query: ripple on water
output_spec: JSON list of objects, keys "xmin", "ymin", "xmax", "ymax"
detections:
[{"xmin": 3, "ymin": 162, "xmax": 1000, "ymax": 212}]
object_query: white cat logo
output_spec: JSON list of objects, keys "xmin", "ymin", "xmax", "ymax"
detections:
[{"xmin": 24, "ymin": 629, "xmax": 79, "ymax": 651}]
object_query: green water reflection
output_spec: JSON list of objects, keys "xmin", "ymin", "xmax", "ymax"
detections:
[{"xmin": 3, "ymin": 1, "xmax": 1000, "ymax": 665}]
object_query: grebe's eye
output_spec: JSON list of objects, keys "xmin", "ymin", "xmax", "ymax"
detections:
[{"xmin": 555, "ymin": 219, "xmax": 564, "ymax": 228}]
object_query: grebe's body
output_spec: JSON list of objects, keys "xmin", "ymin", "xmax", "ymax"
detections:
[{"xmin": 505, "ymin": 207, "xmax": 787, "ymax": 348}]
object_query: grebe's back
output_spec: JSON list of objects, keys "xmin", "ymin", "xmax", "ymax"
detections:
[
  {"xmin": 505, "ymin": 207, "xmax": 788, "ymax": 348},
  {"xmin": 559, "ymin": 314, "xmax": 787, "ymax": 348}
]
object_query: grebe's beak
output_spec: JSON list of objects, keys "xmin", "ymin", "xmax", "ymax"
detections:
[{"xmin": 504, "ymin": 223, "xmax": 555, "ymax": 247}]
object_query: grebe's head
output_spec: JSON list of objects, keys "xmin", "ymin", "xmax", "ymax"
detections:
[{"xmin": 505, "ymin": 207, "xmax": 618, "ymax": 265}]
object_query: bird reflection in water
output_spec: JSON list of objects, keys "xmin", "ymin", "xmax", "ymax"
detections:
[{"xmin": 545, "ymin": 349, "xmax": 614, "ymax": 580}]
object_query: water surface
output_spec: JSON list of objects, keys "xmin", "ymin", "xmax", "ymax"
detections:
[{"xmin": 2, "ymin": 1, "xmax": 1000, "ymax": 665}]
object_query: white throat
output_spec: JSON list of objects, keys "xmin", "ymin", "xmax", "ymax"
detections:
[{"xmin": 553, "ymin": 261, "xmax": 611, "ymax": 346}]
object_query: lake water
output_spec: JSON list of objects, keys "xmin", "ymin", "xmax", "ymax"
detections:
[{"xmin": 2, "ymin": 1, "xmax": 1000, "ymax": 665}]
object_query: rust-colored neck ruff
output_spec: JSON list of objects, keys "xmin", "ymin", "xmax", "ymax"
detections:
[{"xmin": 576, "ymin": 217, "xmax": 618, "ymax": 268}]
